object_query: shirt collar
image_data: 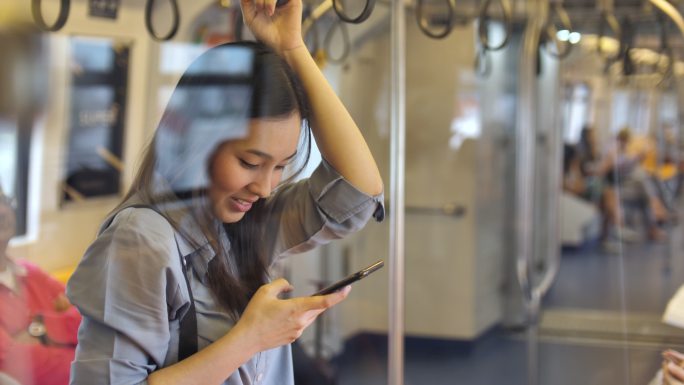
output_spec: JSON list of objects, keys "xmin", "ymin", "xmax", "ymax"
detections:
[{"xmin": 125, "ymin": 192, "xmax": 228, "ymax": 283}]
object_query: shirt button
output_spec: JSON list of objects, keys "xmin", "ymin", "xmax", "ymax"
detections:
[{"xmin": 256, "ymin": 373, "xmax": 264, "ymax": 382}]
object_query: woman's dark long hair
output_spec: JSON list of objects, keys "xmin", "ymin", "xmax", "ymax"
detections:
[{"xmin": 115, "ymin": 41, "xmax": 312, "ymax": 320}]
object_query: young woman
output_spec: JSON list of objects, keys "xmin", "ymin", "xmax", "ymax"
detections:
[{"xmin": 66, "ymin": 0, "xmax": 384, "ymax": 384}]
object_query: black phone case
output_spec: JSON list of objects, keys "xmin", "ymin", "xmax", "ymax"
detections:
[{"xmin": 312, "ymin": 260, "xmax": 384, "ymax": 296}]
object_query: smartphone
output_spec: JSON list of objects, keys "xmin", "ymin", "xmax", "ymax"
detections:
[{"xmin": 312, "ymin": 260, "xmax": 384, "ymax": 296}]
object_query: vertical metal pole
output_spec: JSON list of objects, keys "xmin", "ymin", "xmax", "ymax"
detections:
[
  {"xmin": 389, "ymin": 0, "xmax": 406, "ymax": 384},
  {"xmin": 516, "ymin": 1, "xmax": 545, "ymax": 384}
]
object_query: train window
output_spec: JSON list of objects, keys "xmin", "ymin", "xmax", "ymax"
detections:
[{"xmin": 62, "ymin": 37, "xmax": 130, "ymax": 203}]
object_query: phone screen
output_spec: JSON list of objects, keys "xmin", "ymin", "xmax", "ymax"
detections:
[{"xmin": 312, "ymin": 260, "xmax": 384, "ymax": 296}]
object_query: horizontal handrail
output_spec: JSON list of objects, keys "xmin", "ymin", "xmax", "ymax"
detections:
[{"xmin": 384, "ymin": 201, "xmax": 466, "ymax": 217}]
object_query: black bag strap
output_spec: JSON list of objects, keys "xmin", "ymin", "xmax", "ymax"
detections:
[
  {"xmin": 104, "ymin": 203, "xmax": 198, "ymax": 361},
  {"xmin": 174, "ymin": 232, "xmax": 198, "ymax": 361}
]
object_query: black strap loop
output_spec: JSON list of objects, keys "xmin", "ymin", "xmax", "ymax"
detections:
[
  {"xmin": 416, "ymin": 0, "xmax": 456, "ymax": 39},
  {"xmin": 617, "ymin": 16, "xmax": 634, "ymax": 75},
  {"xmin": 31, "ymin": 0, "xmax": 70, "ymax": 32},
  {"xmin": 332, "ymin": 0, "xmax": 376, "ymax": 24},
  {"xmin": 597, "ymin": 10, "xmax": 622, "ymax": 61},
  {"xmin": 474, "ymin": 44, "xmax": 492, "ymax": 78},
  {"xmin": 324, "ymin": 20, "xmax": 351, "ymax": 64},
  {"xmin": 145, "ymin": 0, "xmax": 181, "ymax": 42},
  {"xmin": 655, "ymin": 13, "xmax": 674, "ymax": 85},
  {"xmin": 477, "ymin": 0, "xmax": 513, "ymax": 51},
  {"xmin": 176, "ymin": 235, "xmax": 198, "ymax": 361},
  {"xmin": 542, "ymin": 2, "xmax": 573, "ymax": 59}
]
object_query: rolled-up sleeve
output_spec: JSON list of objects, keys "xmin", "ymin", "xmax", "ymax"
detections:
[
  {"xmin": 265, "ymin": 160, "xmax": 385, "ymax": 258},
  {"xmin": 66, "ymin": 208, "xmax": 188, "ymax": 385}
]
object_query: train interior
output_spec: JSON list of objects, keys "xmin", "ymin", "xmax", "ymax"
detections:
[{"xmin": 3, "ymin": 0, "xmax": 684, "ymax": 384}]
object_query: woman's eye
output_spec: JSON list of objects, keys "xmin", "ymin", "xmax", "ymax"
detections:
[
  {"xmin": 275, "ymin": 164, "xmax": 286, "ymax": 171},
  {"xmin": 239, "ymin": 159, "xmax": 258, "ymax": 169}
]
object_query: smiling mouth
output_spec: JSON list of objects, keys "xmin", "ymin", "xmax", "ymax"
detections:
[{"xmin": 230, "ymin": 197, "xmax": 255, "ymax": 213}]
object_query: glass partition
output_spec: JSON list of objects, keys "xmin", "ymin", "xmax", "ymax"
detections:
[{"xmin": 5, "ymin": 1, "xmax": 684, "ymax": 384}]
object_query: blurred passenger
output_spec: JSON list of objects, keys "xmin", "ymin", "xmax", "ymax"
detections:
[
  {"xmin": 576, "ymin": 125, "xmax": 604, "ymax": 203},
  {"xmin": 563, "ymin": 144, "xmax": 586, "ymax": 197},
  {"xmin": 626, "ymin": 130, "xmax": 672, "ymax": 222},
  {"xmin": 632, "ymin": 124, "xmax": 681, "ymax": 218},
  {"xmin": 0, "ymin": 189, "xmax": 81, "ymax": 385},
  {"xmin": 563, "ymin": 126, "xmax": 628, "ymax": 249},
  {"xmin": 599, "ymin": 127, "xmax": 666, "ymax": 241},
  {"xmin": 66, "ymin": 0, "xmax": 384, "ymax": 384}
]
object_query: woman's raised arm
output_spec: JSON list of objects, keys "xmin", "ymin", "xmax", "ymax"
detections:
[{"xmin": 241, "ymin": 0, "xmax": 383, "ymax": 196}]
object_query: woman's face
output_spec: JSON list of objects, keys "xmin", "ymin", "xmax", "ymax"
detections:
[{"xmin": 208, "ymin": 113, "xmax": 301, "ymax": 223}]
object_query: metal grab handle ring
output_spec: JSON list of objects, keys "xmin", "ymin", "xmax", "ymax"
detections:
[
  {"xmin": 656, "ymin": 15, "xmax": 674, "ymax": 85},
  {"xmin": 478, "ymin": 0, "xmax": 513, "ymax": 51},
  {"xmin": 616, "ymin": 16, "xmax": 635, "ymax": 76},
  {"xmin": 597, "ymin": 10, "xmax": 621, "ymax": 61},
  {"xmin": 657, "ymin": 46, "xmax": 674, "ymax": 86},
  {"xmin": 324, "ymin": 19, "xmax": 351, "ymax": 64},
  {"xmin": 31, "ymin": 0, "xmax": 70, "ymax": 32},
  {"xmin": 542, "ymin": 2, "xmax": 573, "ymax": 59},
  {"xmin": 303, "ymin": 7, "xmax": 321, "ymax": 56},
  {"xmin": 474, "ymin": 44, "xmax": 492, "ymax": 77},
  {"xmin": 332, "ymin": 0, "xmax": 376, "ymax": 24},
  {"xmin": 145, "ymin": 0, "xmax": 181, "ymax": 42},
  {"xmin": 416, "ymin": 0, "xmax": 456, "ymax": 39}
]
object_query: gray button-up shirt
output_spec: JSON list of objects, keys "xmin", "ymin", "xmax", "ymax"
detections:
[{"xmin": 66, "ymin": 161, "xmax": 384, "ymax": 385}]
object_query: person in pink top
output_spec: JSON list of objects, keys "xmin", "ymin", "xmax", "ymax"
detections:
[{"xmin": 0, "ymin": 189, "xmax": 81, "ymax": 385}]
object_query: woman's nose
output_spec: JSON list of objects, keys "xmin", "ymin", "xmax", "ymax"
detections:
[{"xmin": 249, "ymin": 171, "xmax": 273, "ymax": 198}]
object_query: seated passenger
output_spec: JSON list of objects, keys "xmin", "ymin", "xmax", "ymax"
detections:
[
  {"xmin": 0, "ymin": 189, "xmax": 81, "ymax": 385},
  {"xmin": 564, "ymin": 128, "xmax": 635, "ymax": 249},
  {"xmin": 576, "ymin": 125, "xmax": 604, "ymax": 203},
  {"xmin": 599, "ymin": 127, "xmax": 666, "ymax": 241},
  {"xmin": 626, "ymin": 130, "xmax": 673, "ymax": 221},
  {"xmin": 563, "ymin": 144, "xmax": 586, "ymax": 197}
]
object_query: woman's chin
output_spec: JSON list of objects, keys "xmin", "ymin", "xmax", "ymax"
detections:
[{"xmin": 219, "ymin": 210, "xmax": 246, "ymax": 224}]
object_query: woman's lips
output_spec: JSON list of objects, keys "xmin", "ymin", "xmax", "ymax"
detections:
[{"xmin": 229, "ymin": 197, "xmax": 253, "ymax": 212}]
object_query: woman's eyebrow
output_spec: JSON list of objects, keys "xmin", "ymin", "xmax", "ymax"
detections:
[{"xmin": 246, "ymin": 149, "xmax": 298, "ymax": 161}]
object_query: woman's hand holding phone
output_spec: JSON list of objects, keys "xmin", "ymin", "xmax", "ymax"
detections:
[{"xmin": 235, "ymin": 278, "xmax": 351, "ymax": 352}]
